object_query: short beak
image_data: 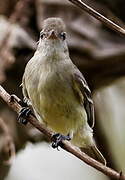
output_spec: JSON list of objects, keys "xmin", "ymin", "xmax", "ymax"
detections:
[{"xmin": 48, "ymin": 30, "xmax": 57, "ymax": 39}]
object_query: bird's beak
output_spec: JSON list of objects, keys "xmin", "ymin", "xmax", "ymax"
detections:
[{"xmin": 48, "ymin": 30, "xmax": 58, "ymax": 39}]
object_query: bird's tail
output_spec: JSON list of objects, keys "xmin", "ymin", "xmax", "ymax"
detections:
[{"xmin": 80, "ymin": 145, "xmax": 106, "ymax": 165}]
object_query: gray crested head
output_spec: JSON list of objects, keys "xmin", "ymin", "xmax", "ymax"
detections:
[
  {"xmin": 42, "ymin": 18, "xmax": 66, "ymax": 35},
  {"xmin": 37, "ymin": 18, "xmax": 69, "ymax": 58}
]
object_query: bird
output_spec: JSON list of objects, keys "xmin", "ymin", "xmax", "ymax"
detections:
[{"xmin": 21, "ymin": 17, "xmax": 106, "ymax": 164}]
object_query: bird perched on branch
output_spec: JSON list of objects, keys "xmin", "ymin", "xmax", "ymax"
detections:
[{"xmin": 21, "ymin": 17, "xmax": 106, "ymax": 164}]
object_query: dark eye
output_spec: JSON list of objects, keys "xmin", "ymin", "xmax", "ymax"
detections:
[
  {"xmin": 40, "ymin": 32, "xmax": 45, "ymax": 39},
  {"xmin": 60, "ymin": 32, "xmax": 66, "ymax": 40}
]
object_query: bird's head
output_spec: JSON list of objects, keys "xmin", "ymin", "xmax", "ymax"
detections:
[{"xmin": 37, "ymin": 18, "xmax": 69, "ymax": 57}]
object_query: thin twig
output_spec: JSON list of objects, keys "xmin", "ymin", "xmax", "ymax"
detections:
[
  {"xmin": 0, "ymin": 0, "xmax": 34, "ymax": 83},
  {"xmin": 0, "ymin": 85, "xmax": 124, "ymax": 179},
  {"xmin": 0, "ymin": 117, "xmax": 15, "ymax": 165},
  {"xmin": 9, "ymin": 0, "xmax": 34, "ymax": 24},
  {"xmin": 68, "ymin": 0, "xmax": 125, "ymax": 36}
]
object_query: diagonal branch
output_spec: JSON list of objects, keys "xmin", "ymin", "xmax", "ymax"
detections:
[
  {"xmin": 68, "ymin": 0, "xmax": 125, "ymax": 36},
  {"xmin": 0, "ymin": 84, "xmax": 124, "ymax": 179}
]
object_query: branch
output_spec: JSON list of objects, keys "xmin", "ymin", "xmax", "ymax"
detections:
[
  {"xmin": 68, "ymin": 0, "xmax": 125, "ymax": 36},
  {"xmin": 0, "ymin": 117, "xmax": 15, "ymax": 165},
  {"xmin": 0, "ymin": 0, "xmax": 35, "ymax": 83},
  {"xmin": 0, "ymin": 85, "xmax": 124, "ymax": 180},
  {"xmin": 9, "ymin": 0, "xmax": 34, "ymax": 24}
]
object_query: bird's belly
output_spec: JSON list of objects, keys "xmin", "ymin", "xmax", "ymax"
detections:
[
  {"xmin": 35, "ymin": 80, "xmax": 87, "ymax": 135},
  {"xmin": 40, "ymin": 97, "xmax": 86, "ymax": 134},
  {"xmin": 28, "ymin": 67, "xmax": 87, "ymax": 135}
]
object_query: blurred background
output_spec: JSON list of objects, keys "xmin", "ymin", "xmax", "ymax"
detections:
[{"xmin": 0, "ymin": 0, "xmax": 125, "ymax": 179}]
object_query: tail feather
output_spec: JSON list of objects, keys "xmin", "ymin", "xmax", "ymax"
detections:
[{"xmin": 80, "ymin": 145, "xmax": 106, "ymax": 165}]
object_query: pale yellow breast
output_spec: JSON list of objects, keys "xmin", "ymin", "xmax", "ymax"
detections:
[
  {"xmin": 32, "ymin": 62, "xmax": 87, "ymax": 134},
  {"xmin": 24, "ymin": 56, "xmax": 87, "ymax": 135}
]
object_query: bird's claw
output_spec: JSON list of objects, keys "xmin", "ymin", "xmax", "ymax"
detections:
[
  {"xmin": 10, "ymin": 95, "xmax": 28, "ymax": 107},
  {"xmin": 10, "ymin": 94, "xmax": 22, "ymax": 104},
  {"xmin": 17, "ymin": 107, "xmax": 32, "ymax": 125},
  {"xmin": 51, "ymin": 133, "xmax": 71, "ymax": 149}
]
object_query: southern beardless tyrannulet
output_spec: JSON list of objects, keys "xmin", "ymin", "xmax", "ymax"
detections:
[{"xmin": 22, "ymin": 18, "xmax": 106, "ymax": 164}]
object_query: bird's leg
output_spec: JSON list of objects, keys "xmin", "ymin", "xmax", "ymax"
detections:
[
  {"xmin": 10, "ymin": 95, "xmax": 35, "ymax": 125},
  {"xmin": 10, "ymin": 94, "xmax": 28, "ymax": 107},
  {"xmin": 10, "ymin": 94, "xmax": 23, "ymax": 105},
  {"xmin": 51, "ymin": 133, "xmax": 71, "ymax": 149},
  {"xmin": 17, "ymin": 107, "xmax": 33, "ymax": 125}
]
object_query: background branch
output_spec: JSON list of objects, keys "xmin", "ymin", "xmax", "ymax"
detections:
[
  {"xmin": 0, "ymin": 84, "xmax": 124, "ymax": 180},
  {"xmin": 0, "ymin": 117, "xmax": 15, "ymax": 164},
  {"xmin": 64, "ymin": 0, "xmax": 125, "ymax": 90},
  {"xmin": 68, "ymin": 0, "xmax": 125, "ymax": 36}
]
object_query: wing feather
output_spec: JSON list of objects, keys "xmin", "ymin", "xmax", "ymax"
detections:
[{"xmin": 72, "ymin": 72, "xmax": 94, "ymax": 128}]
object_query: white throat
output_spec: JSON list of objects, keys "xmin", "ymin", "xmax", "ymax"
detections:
[{"xmin": 37, "ymin": 38, "xmax": 69, "ymax": 61}]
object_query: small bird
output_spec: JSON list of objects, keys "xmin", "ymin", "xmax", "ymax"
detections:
[{"xmin": 21, "ymin": 17, "xmax": 106, "ymax": 164}]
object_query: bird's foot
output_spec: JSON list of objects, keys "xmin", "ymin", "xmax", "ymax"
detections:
[
  {"xmin": 17, "ymin": 107, "xmax": 32, "ymax": 125},
  {"xmin": 51, "ymin": 133, "xmax": 71, "ymax": 149},
  {"xmin": 10, "ymin": 94, "xmax": 28, "ymax": 107},
  {"xmin": 10, "ymin": 94, "xmax": 22, "ymax": 105}
]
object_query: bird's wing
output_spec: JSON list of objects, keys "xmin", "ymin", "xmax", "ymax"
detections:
[{"xmin": 72, "ymin": 72, "xmax": 94, "ymax": 128}]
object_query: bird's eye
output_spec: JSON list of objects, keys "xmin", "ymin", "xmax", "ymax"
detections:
[
  {"xmin": 60, "ymin": 32, "xmax": 66, "ymax": 40},
  {"xmin": 40, "ymin": 32, "xmax": 45, "ymax": 39}
]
